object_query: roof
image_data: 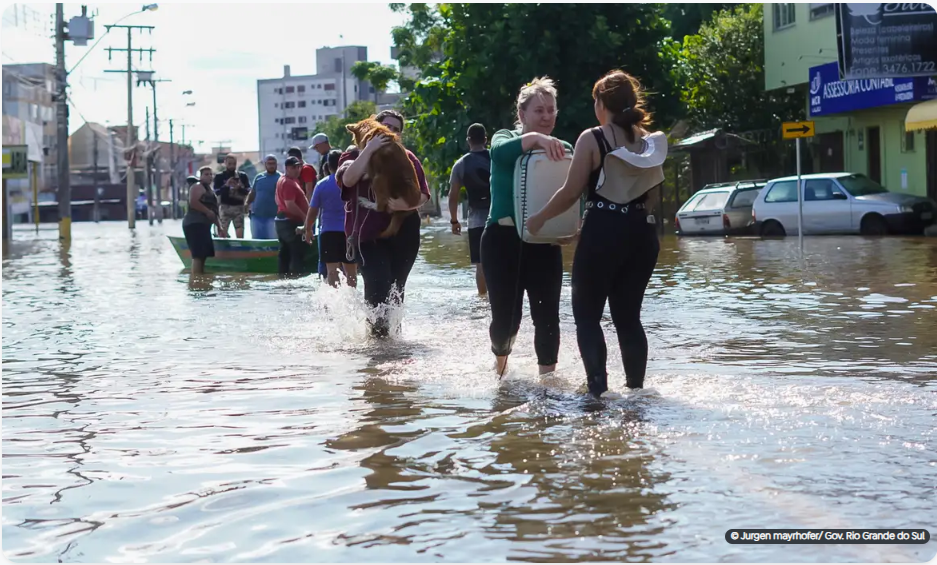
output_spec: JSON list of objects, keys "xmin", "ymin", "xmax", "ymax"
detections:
[{"xmin": 769, "ymin": 172, "xmax": 852, "ymax": 182}]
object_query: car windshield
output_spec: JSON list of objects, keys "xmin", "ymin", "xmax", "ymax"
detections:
[{"xmin": 838, "ymin": 174, "xmax": 888, "ymax": 196}]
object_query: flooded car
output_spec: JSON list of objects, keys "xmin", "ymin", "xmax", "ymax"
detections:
[
  {"xmin": 752, "ymin": 172, "xmax": 937, "ymax": 236},
  {"xmin": 675, "ymin": 180, "xmax": 766, "ymax": 236}
]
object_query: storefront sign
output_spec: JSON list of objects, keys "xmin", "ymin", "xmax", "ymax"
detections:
[
  {"xmin": 809, "ymin": 62, "xmax": 937, "ymax": 117},
  {"xmin": 836, "ymin": 3, "xmax": 937, "ymax": 79}
]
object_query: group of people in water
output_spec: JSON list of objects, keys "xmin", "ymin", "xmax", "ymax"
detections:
[{"xmin": 182, "ymin": 69, "xmax": 664, "ymax": 397}]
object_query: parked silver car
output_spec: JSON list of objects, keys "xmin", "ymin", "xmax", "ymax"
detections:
[
  {"xmin": 675, "ymin": 180, "xmax": 766, "ymax": 236},
  {"xmin": 751, "ymin": 173, "xmax": 936, "ymax": 236}
]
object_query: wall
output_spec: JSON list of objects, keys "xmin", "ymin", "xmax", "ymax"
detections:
[
  {"xmin": 764, "ymin": 3, "xmax": 837, "ymax": 90},
  {"xmin": 814, "ymin": 105, "xmax": 928, "ymax": 197}
]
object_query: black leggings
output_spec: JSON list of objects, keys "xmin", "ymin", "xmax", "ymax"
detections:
[
  {"xmin": 276, "ymin": 219, "xmax": 307, "ymax": 276},
  {"xmin": 357, "ymin": 211, "xmax": 421, "ymax": 336},
  {"xmin": 571, "ymin": 205, "xmax": 659, "ymax": 393},
  {"xmin": 481, "ymin": 223, "xmax": 563, "ymax": 366}
]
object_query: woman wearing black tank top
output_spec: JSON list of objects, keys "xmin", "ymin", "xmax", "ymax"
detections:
[{"xmin": 527, "ymin": 70, "xmax": 665, "ymax": 396}]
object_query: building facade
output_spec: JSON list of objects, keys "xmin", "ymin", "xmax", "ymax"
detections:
[
  {"xmin": 764, "ymin": 3, "xmax": 937, "ymax": 199},
  {"xmin": 256, "ymin": 46, "xmax": 369, "ymax": 158},
  {"xmin": 2, "ymin": 63, "xmax": 57, "ymax": 194}
]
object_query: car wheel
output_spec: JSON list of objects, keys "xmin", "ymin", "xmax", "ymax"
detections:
[
  {"xmin": 761, "ymin": 220, "xmax": 786, "ymax": 237},
  {"xmin": 860, "ymin": 214, "xmax": 888, "ymax": 236}
]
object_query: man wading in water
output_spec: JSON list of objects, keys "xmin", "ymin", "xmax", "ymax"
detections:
[{"xmin": 448, "ymin": 123, "xmax": 492, "ymax": 296}]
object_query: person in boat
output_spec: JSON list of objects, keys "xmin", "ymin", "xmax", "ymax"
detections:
[
  {"xmin": 213, "ymin": 154, "xmax": 251, "ymax": 239},
  {"xmin": 526, "ymin": 70, "xmax": 665, "ymax": 396},
  {"xmin": 183, "ymin": 166, "xmax": 228, "ymax": 275},
  {"xmin": 274, "ymin": 156, "xmax": 311, "ymax": 277},
  {"xmin": 305, "ymin": 149, "xmax": 358, "ymax": 288},
  {"xmin": 335, "ymin": 110, "xmax": 431, "ymax": 338},
  {"xmin": 244, "ymin": 154, "xmax": 280, "ymax": 240},
  {"xmin": 448, "ymin": 122, "xmax": 491, "ymax": 296},
  {"xmin": 482, "ymin": 77, "xmax": 573, "ymax": 377}
]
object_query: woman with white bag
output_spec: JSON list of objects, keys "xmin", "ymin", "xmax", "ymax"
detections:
[{"xmin": 527, "ymin": 70, "xmax": 667, "ymax": 396}]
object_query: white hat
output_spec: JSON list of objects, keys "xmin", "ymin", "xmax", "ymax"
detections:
[{"xmin": 309, "ymin": 133, "xmax": 329, "ymax": 147}]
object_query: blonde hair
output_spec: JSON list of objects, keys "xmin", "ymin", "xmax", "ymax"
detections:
[{"xmin": 515, "ymin": 76, "xmax": 558, "ymax": 128}]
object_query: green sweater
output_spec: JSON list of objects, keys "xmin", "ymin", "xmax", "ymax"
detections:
[{"xmin": 487, "ymin": 129, "xmax": 574, "ymax": 227}]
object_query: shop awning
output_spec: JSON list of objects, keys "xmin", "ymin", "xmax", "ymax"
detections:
[{"xmin": 905, "ymin": 99, "xmax": 937, "ymax": 131}]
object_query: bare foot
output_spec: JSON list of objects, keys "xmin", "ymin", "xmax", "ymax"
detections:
[{"xmin": 495, "ymin": 356, "xmax": 509, "ymax": 378}]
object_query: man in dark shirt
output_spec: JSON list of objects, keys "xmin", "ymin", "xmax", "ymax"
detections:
[{"xmin": 213, "ymin": 154, "xmax": 251, "ymax": 238}]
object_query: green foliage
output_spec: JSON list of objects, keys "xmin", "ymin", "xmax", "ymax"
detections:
[
  {"xmin": 670, "ymin": 4, "xmax": 804, "ymax": 133},
  {"xmin": 664, "ymin": 3, "xmax": 738, "ymax": 41},
  {"xmin": 238, "ymin": 159, "xmax": 257, "ymax": 181},
  {"xmin": 313, "ymin": 100, "xmax": 378, "ymax": 152},
  {"xmin": 392, "ymin": 3, "xmax": 678, "ymax": 185},
  {"xmin": 350, "ymin": 61, "xmax": 399, "ymax": 102}
]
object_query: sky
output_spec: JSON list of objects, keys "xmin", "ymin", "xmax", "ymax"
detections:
[{"xmin": 1, "ymin": 1, "xmax": 410, "ymax": 152}]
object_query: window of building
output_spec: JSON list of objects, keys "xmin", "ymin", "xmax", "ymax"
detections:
[
  {"xmin": 285, "ymin": 86, "xmax": 295, "ymax": 93},
  {"xmin": 298, "ymin": 85, "xmax": 305, "ymax": 93},
  {"xmin": 317, "ymin": 84, "xmax": 322, "ymax": 89},
  {"xmin": 901, "ymin": 124, "xmax": 915, "ymax": 152},
  {"xmin": 324, "ymin": 83, "xmax": 335, "ymax": 91},
  {"xmin": 284, "ymin": 101, "xmax": 295, "ymax": 109},
  {"xmin": 274, "ymin": 102, "xmax": 279, "ymax": 108},
  {"xmin": 773, "ymin": 3, "xmax": 796, "ymax": 30},
  {"xmin": 299, "ymin": 116, "xmax": 306, "ymax": 124},
  {"xmin": 809, "ymin": 3, "xmax": 834, "ymax": 20},
  {"xmin": 283, "ymin": 117, "xmax": 296, "ymax": 124},
  {"xmin": 298, "ymin": 100, "xmax": 306, "ymax": 108}
]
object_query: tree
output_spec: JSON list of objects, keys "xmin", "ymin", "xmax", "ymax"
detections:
[
  {"xmin": 664, "ymin": 3, "xmax": 738, "ymax": 41},
  {"xmin": 238, "ymin": 159, "xmax": 257, "ymax": 181},
  {"xmin": 391, "ymin": 3, "xmax": 678, "ymax": 186},
  {"xmin": 313, "ymin": 100, "xmax": 378, "ymax": 151},
  {"xmin": 669, "ymin": 4, "xmax": 804, "ymax": 133},
  {"xmin": 350, "ymin": 61, "xmax": 399, "ymax": 104}
]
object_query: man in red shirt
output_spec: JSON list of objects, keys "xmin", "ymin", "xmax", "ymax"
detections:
[
  {"xmin": 287, "ymin": 146, "xmax": 317, "ymax": 201},
  {"xmin": 275, "ymin": 156, "xmax": 310, "ymax": 276}
]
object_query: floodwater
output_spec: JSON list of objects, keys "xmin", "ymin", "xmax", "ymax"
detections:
[{"xmin": 2, "ymin": 219, "xmax": 936, "ymax": 563}]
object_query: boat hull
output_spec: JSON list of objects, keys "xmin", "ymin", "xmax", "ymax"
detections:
[{"xmin": 168, "ymin": 235, "xmax": 319, "ymax": 274}]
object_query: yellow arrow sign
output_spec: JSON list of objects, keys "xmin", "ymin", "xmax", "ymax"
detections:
[{"xmin": 782, "ymin": 121, "xmax": 815, "ymax": 139}]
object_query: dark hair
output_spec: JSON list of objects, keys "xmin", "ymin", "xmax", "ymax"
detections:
[
  {"xmin": 284, "ymin": 156, "xmax": 301, "ymax": 167},
  {"xmin": 375, "ymin": 109, "xmax": 405, "ymax": 130},
  {"xmin": 592, "ymin": 70, "xmax": 652, "ymax": 144},
  {"xmin": 327, "ymin": 149, "xmax": 342, "ymax": 173},
  {"xmin": 467, "ymin": 123, "xmax": 487, "ymax": 145},
  {"xmin": 287, "ymin": 146, "xmax": 303, "ymax": 159}
]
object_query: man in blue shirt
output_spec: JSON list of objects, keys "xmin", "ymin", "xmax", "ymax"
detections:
[
  {"xmin": 305, "ymin": 150, "xmax": 357, "ymax": 287},
  {"xmin": 245, "ymin": 155, "xmax": 280, "ymax": 239}
]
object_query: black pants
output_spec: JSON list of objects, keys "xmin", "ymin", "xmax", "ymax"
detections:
[
  {"xmin": 276, "ymin": 219, "xmax": 306, "ymax": 276},
  {"xmin": 357, "ymin": 211, "xmax": 421, "ymax": 337},
  {"xmin": 481, "ymin": 223, "xmax": 563, "ymax": 366},
  {"xmin": 571, "ymin": 204, "xmax": 659, "ymax": 394}
]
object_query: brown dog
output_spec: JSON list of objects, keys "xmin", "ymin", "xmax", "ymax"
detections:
[{"xmin": 345, "ymin": 117, "xmax": 423, "ymax": 238}]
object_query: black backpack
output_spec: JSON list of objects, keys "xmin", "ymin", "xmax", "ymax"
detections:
[{"xmin": 461, "ymin": 150, "xmax": 491, "ymax": 208}]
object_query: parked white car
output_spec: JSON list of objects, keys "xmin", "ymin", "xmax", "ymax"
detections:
[
  {"xmin": 751, "ymin": 173, "xmax": 936, "ymax": 236},
  {"xmin": 675, "ymin": 180, "xmax": 766, "ymax": 236}
]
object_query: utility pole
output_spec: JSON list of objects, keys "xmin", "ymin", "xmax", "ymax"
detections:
[
  {"xmin": 169, "ymin": 119, "xmax": 176, "ymax": 219},
  {"xmin": 104, "ymin": 23, "xmax": 155, "ymax": 229},
  {"xmin": 143, "ymin": 77, "xmax": 171, "ymax": 224},
  {"xmin": 55, "ymin": 4, "xmax": 71, "ymax": 241},
  {"xmin": 92, "ymin": 129, "xmax": 100, "ymax": 222}
]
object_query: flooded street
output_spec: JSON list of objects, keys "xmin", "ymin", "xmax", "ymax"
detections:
[{"xmin": 3, "ymin": 220, "xmax": 936, "ymax": 562}]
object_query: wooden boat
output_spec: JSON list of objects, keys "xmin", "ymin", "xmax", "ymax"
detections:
[{"xmin": 167, "ymin": 235, "xmax": 319, "ymax": 274}]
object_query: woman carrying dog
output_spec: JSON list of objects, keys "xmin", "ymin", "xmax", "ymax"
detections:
[
  {"xmin": 482, "ymin": 77, "xmax": 573, "ymax": 377},
  {"xmin": 526, "ymin": 70, "xmax": 665, "ymax": 396},
  {"xmin": 336, "ymin": 110, "xmax": 431, "ymax": 338}
]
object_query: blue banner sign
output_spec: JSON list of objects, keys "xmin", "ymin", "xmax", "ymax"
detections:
[{"xmin": 809, "ymin": 62, "xmax": 936, "ymax": 117}]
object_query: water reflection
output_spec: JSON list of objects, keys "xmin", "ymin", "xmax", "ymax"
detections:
[{"xmin": 2, "ymin": 222, "xmax": 936, "ymax": 562}]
